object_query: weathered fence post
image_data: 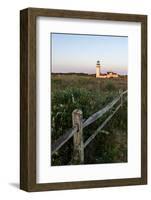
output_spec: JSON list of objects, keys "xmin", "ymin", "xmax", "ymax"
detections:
[
  {"xmin": 72, "ymin": 109, "xmax": 84, "ymax": 164},
  {"xmin": 119, "ymin": 89, "xmax": 123, "ymax": 107}
]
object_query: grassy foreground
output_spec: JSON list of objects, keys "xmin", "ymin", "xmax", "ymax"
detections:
[{"xmin": 51, "ymin": 74, "xmax": 127, "ymax": 166}]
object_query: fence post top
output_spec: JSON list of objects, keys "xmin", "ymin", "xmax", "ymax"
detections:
[{"xmin": 72, "ymin": 109, "xmax": 83, "ymax": 115}]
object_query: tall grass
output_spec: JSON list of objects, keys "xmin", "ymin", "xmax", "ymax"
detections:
[{"xmin": 51, "ymin": 74, "xmax": 127, "ymax": 166}]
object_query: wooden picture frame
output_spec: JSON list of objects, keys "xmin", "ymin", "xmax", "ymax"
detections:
[{"xmin": 20, "ymin": 7, "xmax": 147, "ymax": 192}]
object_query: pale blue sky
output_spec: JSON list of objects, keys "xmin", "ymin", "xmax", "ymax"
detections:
[{"xmin": 51, "ymin": 33, "xmax": 128, "ymax": 75}]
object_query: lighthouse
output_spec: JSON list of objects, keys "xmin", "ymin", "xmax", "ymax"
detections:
[
  {"xmin": 96, "ymin": 60, "xmax": 101, "ymax": 77},
  {"xmin": 95, "ymin": 60, "xmax": 119, "ymax": 78}
]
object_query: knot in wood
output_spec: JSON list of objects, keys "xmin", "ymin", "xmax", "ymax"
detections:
[{"xmin": 74, "ymin": 123, "xmax": 80, "ymax": 132}]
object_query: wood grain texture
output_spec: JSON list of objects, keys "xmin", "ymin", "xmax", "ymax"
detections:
[
  {"xmin": 20, "ymin": 7, "xmax": 147, "ymax": 192},
  {"xmin": 72, "ymin": 109, "xmax": 84, "ymax": 164},
  {"xmin": 20, "ymin": 8, "xmax": 36, "ymax": 191},
  {"xmin": 20, "ymin": 9, "xmax": 29, "ymax": 191},
  {"xmin": 141, "ymin": 16, "xmax": 147, "ymax": 183},
  {"xmin": 27, "ymin": 7, "xmax": 146, "ymax": 22}
]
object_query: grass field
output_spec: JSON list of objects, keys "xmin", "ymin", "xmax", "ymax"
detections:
[{"xmin": 51, "ymin": 74, "xmax": 127, "ymax": 166}]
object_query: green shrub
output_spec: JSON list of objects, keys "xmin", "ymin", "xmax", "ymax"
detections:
[{"xmin": 105, "ymin": 81, "xmax": 116, "ymax": 91}]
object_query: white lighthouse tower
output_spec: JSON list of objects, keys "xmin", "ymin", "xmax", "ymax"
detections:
[{"xmin": 96, "ymin": 60, "xmax": 101, "ymax": 77}]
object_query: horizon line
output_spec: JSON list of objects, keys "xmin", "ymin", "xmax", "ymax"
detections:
[{"xmin": 51, "ymin": 72, "xmax": 128, "ymax": 76}]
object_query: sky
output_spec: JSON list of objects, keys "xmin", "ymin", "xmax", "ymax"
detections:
[{"xmin": 51, "ymin": 33, "xmax": 128, "ymax": 75}]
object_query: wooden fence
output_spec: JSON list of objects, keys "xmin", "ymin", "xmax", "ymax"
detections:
[{"xmin": 51, "ymin": 90, "xmax": 127, "ymax": 164}]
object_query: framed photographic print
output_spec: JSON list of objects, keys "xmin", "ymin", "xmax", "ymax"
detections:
[{"xmin": 20, "ymin": 8, "xmax": 147, "ymax": 191}]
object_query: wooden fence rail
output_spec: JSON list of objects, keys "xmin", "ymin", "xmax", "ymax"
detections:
[
  {"xmin": 51, "ymin": 90, "xmax": 127, "ymax": 163},
  {"xmin": 83, "ymin": 104, "xmax": 121, "ymax": 148}
]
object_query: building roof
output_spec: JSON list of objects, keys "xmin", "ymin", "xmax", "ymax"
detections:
[
  {"xmin": 107, "ymin": 72, "xmax": 118, "ymax": 75},
  {"xmin": 100, "ymin": 73, "xmax": 107, "ymax": 76}
]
